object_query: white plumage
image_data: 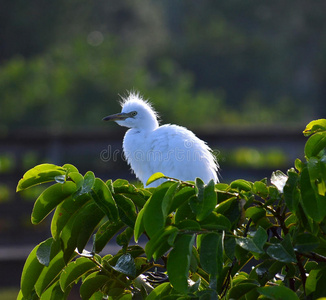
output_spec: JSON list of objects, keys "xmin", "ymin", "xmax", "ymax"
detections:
[{"xmin": 103, "ymin": 92, "xmax": 219, "ymax": 187}]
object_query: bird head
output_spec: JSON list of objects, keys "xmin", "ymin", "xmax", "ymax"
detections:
[{"xmin": 103, "ymin": 92, "xmax": 159, "ymax": 131}]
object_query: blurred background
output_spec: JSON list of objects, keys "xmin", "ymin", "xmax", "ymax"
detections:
[{"xmin": 0, "ymin": 0, "xmax": 325, "ymax": 298}]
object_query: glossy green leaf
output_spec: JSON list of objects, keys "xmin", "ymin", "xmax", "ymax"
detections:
[
  {"xmin": 20, "ymin": 243, "xmax": 46, "ymax": 298},
  {"xmin": 146, "ymin": 172, "xmax": 166, "ymax": 186},
  {"xmin": 307, "ymin": 157, "xmax": 326, "ymax": 196},
  {"xmin": 134, "ymin": 207, "xmax": 145, "ymax": 242},
  {"xmin": 199, "ymin": 232, "xmax": 223, "ymax": 277},
  {"xmin": 303, "ymin": 119, "xmax": 326, "ymax": 136},
  {"xmin": 112, "ymin": 253, "xmax": 136, "ymax": 277},
  {"xmin": 245, "ymin": 206, "xmax": 265, "ymax": 223},
  {"xmin": 31, "ymin": 182, "xmax": 76, "ymax": 224},
  {"xmin": 94, "ymin": 220, "xmax": 125, "ymax": 253},
  {"xmin": 300, "ymin": 166, "xmax": 326, "ymax": 222},
  {"xmin": 162, "ymin": 182, "xmax": 181, "ymax": 217},
  {"xmin": 230, "ymin": 179, "xmax": 252, "ymax": 192},
  {"xmin": 145, "ymin": 226, "xmax": 178, "ymax": 260},
  {"xmin": 51, "ymin": 193, "xmax": 91, "ymax": 240},
  {"xmin": 167, "ymin": 234, "xmax": 195, "ymax": 294},
  {"xmin": 236, "ymin": 227, "xmax": 267, "ymax": 254},
  {"xmin": 60, "ymin": 257, "xmax": 98, "ymax": 291},
  {"xmin": 40, "ymin": 280, "xmax": 69, "ymax": 300},
  {"xmin": 293, "ymin": 232, "xmax": 319, "ymax": 253},
  {"xmin": 257, "ymin": 285, "xmax": 299, "ymax": 300},
  {"xmin": 170, "ymin": 186, "xmax": 196, "ymax": 212},
  {"xmin": 91, "ymin": 178, "xmax": 119, "ymax": 222},
  {"xmin": 80, "ymin": 272, "xmax": 109, "ymax": 300},
  {"xmin": 199, "ymin": 212, "xmax": 231, "ymax": 231},
  {"xmin": 114, "ymin": 194, "xmax": 137, "ymax": 228},
  {"xmin": 76, "ymin": 171, "xmax": 95, "ymax": 196},
  {"xmin": 146, "ymin": 282, "xmax": 172, "ymax": 300},
  {"xmin": 34, "ymin": 251, "xmax": 66, "ymax": 297},
  {"xmin": 60, "ymin": 201, "xmax": 105, "ymax": 263},
  {"xmin": 36, "ymin": 238, "xmax": 60, "ymax": 267},
  {"xmin": 215, "ymin": 197, "xmax": 241, "ymax": 228},
  {"xmin": 199, "ymin": 180, "xmax": 217, "ymax": 221},
  {"xmin": 253, "ymin": 181, "xmax": 268, "ymax": 198},
  {"xmin": 305, "ymin": 132, "xmax": 326, "ymax": 158},
  {"xmin": 143, "ymin": 184, "xmax": 171, "ymax": 238},
  {"xmin": 17, "ymin": 164, "xmax": 66, "ymax": 192},
  {"xmin": 266, "ymin": 234, "xmax": 297, "ymax": 263}
]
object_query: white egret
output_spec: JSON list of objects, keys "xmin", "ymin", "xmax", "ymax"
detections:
[{"xmin": 103, "ymin": 92, "xmax": 219, "ymax": 187}]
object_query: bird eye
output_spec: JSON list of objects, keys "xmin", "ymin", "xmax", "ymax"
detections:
[{"xmin": 130, "ymin": 111, "xmax": 137, "ymax": 117}]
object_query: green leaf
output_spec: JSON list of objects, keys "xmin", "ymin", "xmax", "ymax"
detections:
[
  {"xmin": 300, "ymin": 166, "xmax": 326, "ymax": 222},
  {"xmin": 116, "ymin": 227, "xmax": 134, "ymax": 248},
  {"xmin": 236, "ymin": 227, "xmax": 268, "ymax": 254},
  {"xmin": 77, "ymin": 171, "xmax": 96, "ymax": 196},
  {"xmin": 253, "ymin": 181, "xmax": 269, "ymax": 198},
  {"xmin": 145, "ymin": 226, "xmax": 178, "ymax": 260},
  {"xmin": 36, "ymin": 238, "xmax": 60, "ymax": 267},
  {"xmin": 199, "ymin": 232, "xmax": 223, "ymax": 277},
  {"xmin": 34, "ymin": 250, "xmax": 67, "ymax": 297},
  {"xmin": 20, "ymin": 243, "xmax": 45, "ymax": 298},
  {"xmin": 162, "ymin": 182, "xmax": 181, "ymax": 217},
  {"xmin": 305, "ymin": 132, "xmax": 326, "ymax": 158},
  {"xmin": 283, "ymin": 169, "xmax": 300, "ymax": 213},
  {"xmin": 51, "ymin": 192, "xmax": 91, "ymax": 240},
  {"xmin": 134, "ymin": 207, "xmax": 145, "ymax": 243},
  {"xmin": 228, "ymin": 282, "xmax": 259, "ymax": 299},
  {"xmin": 94, "ymin": 220, "xmax": 125, "ymax": 253},
  {"xmin": 114, "ymin": 194, "xmax": 137, "ymax": 228},
  {"xmin": 245, "ymin": 207, "xmax": 266, "ymax": 223},
  {"xmin": 199, "ymin": 212, "xmax": 231, "ymax": 231},
  {"xmin": 303, "ymin": 119, "xmax": 326, "ymax": 136},
  {"xmin": 146, "ymin": 172, "xmax": 166, "ymax": 186},
  {"xmin": 80, "ymin": 272, "xmax": 109, "ymax": 300},
  {"xmin": 60, "ymin": 257, "xmax": 98, "ymax": 291},
  {"xmin": 170, "ymin": 186, "xmax": 196, "ymax": 212},
  {"xmin": 91, "ymin": 178, "xmax": 119, "ymax": 222},
  {"xmin": 31, "ymin": 181, "xmax": 77, "ymax": 224},
  {"xmin": 60, "ymin": 201, "xmax": 105, "ymax": 263},
  {"xmin": 307, "ymin": 157, "xmax": 326, "ymax": 196},
  {"xmin": 146, "ymin": 282, "xmax": 172, "ymax": 300},
  {"xmin": 17, "ymin": 164, "xmax": 66, "ymax": 191},
  {"xmin": 167, "ymin": 234, "xmax": 195, "ymax": 294},
  {"xmin": 266, "ymin": 234, "xmax": 297, "ymax": 263},
  {"xmin": 40, "ymin": 280, "xmax": 69, "ymax": 300},
  {"xmin": 215, "ymin": 197, "xmax": 241, "ymax": 228},
  {"xmin": 198, "ymin": 180, "xmax": 217, "ymax": 221},
  {"xmin": 143, "ymin": 183, "xmax": 171, "ymax": 238},
  {"xmin": 306, "ymin": 265, "xmax": 326, "ymax": 298},
  {"xmin": 112, "ymin": 253, "xmax": 136, "ymax": 277},
  {"xmin": 230, "ymin": 179, "xmax": 252, "ymax": 192},
  {"xmin": 257, "ymin": 285, "xmax": 299, "ymax": 300},
  {"xmin": 293, "ymin": 232, "xmax": 319, "ymax": 253}
]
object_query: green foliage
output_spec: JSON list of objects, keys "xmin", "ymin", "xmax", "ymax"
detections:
[{"xmin": 17, "ymin": 119, "xmax": 326, "ymax": 299}]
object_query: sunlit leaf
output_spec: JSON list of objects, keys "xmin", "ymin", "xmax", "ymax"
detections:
[
  {"xmin": 305, "ymin": 132, "xmax": 326, "ymax": 158},
  {"xmin": 303, "ymin": 119, "xmax": 326, "ymax": 136},
  {"xmin": 60, "ymin": 257, "xmax": 98, "ymax": 291},
  {"xmin": 17, "ymin": 164, "xmax": 66, "ymax": 191},
  {"xmin": 31, "ymin": 181, "xmax": 76, "ymax": 224},
  {"xmin": 79, "ymin": 272, "xmax": 108, "ymax": 300},
  {"xmin": 146, "ymin": 172, "xmax": 166, "ymax": 186}
]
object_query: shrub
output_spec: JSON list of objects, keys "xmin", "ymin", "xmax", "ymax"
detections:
[{"xmin": 17, "ymin": 119, "xmax": 326, "ymax": 299}]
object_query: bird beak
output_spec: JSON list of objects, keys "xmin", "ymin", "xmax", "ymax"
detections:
[{"xmin": 102, "ymin": 113, "xmax": 129, "ymax": 121}]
